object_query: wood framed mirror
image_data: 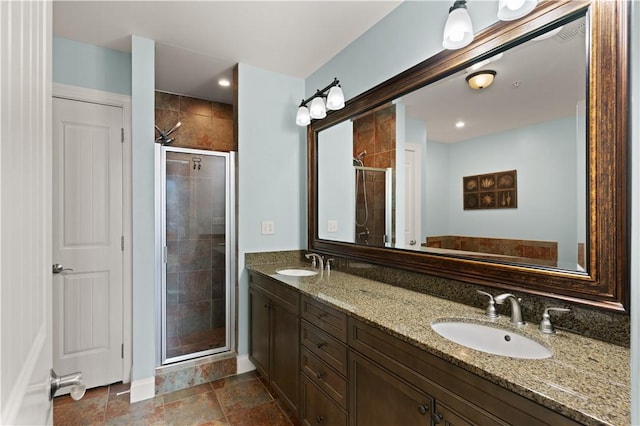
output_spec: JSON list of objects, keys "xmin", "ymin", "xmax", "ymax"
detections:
[{"xmin": 307, "ymin": 0, "xmax": 629, "ymax": 312}]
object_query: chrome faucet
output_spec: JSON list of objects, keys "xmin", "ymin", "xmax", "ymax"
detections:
[
  {"xmin": 305, "ymin": 253, "xmax": 324, "ymax": 271},
  {"xmin": 494, "ymin": 293, "xmax": 525, "ymax": 326}
]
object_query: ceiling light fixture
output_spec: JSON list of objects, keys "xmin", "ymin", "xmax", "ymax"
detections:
[
  {"xmin": 466, "ymin": 70, "xmax": 497, "ymax": 90},
  {"xmin": 442, "ymin": 0, "xmax": 474, "ymax": 50},
  {"xmin": 295, "ymin": 78, "xmax": 344, "ymax": 126},
  {"xmin": 455, "ymin": 121, "xmax": 465, "ymax": 128},
  {"xmin": 497, "ymin": 0, "xmax": 538, "ymax": 21},
  {"xmin": 218, "ymin": 78, "xmax": 230, "ymax": 87}
]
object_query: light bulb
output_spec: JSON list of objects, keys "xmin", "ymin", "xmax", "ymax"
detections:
[
  {"xmin": 443, "ymin": 6, "xmax": 474, "ymax": 50},
  {"xmin": 309, "ymin": 97, "xmax": 327, "ymax": 119},
  {"xmin": 296, "ymin": 105, "xmax": 311, "ymax": 126},
  {"xmin": 497, "ymin": 0, "xmax": 537, "ymax": 21},
  {"xmin": 326, "ymin": 86, "xmax": 345, "ymax": 110}
]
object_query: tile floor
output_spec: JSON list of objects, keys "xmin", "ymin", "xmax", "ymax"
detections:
[{"xmin": 54, "ymin": 371, "xmax": 299, "ymax": 426}]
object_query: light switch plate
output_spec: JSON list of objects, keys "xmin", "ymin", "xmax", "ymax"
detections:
[
  {"xmin": 261, "ymin": 220, "xmax": 275, "ymax": 235},
  {"xmin": 327, "ymin": 220, "xmax": 338, "ymax": 233}
]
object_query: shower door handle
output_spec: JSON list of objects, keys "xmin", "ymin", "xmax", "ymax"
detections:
[
  {"xmin": 52, "ymin": 264, "xmax": 74, "ymax": 274},
  {"xmin": 409, "ymin": 240, "xmax": 416, "ymax": 246}
]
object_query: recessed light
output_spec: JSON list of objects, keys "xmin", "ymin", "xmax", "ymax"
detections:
[
  {"xmin": 218, "ymin": 79, "xmax": 231, "ymax": 87},
  {"xmin": 456, "ymin": 121, "xmax": 465, "ymax": 128}
]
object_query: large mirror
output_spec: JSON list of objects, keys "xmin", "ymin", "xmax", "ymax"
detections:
[{"xmin": 308, "ymin": 0, "xmax": 629, "ymax": 312}]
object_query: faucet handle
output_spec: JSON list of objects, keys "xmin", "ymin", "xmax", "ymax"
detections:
[
  {"xmin": 539, "ymin": 307, "xmax": 571, "ymax": 334},
  {"xmin": 476, "ymin": 290, "xmax": 499, "ymax": 320},
  {"xmin": 325, "ymin": 258, "xmax": 334, "ymax": 272}
]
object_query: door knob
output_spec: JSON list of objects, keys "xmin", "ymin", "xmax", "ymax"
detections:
[
  {"xmin": 49, "ymin": 369, "xmax": 85, "ymax": 401},
  {"xmin": 410, "ymin": 240, "xmax": 417, "ymax": 246},
  {"xmin": 52, "ymin": 264, "xmax": 74, "ymax": 274}
]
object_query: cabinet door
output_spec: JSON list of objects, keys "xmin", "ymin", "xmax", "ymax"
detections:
[
  {"xmin": 301, "ymin": 375, "xmax": 347, "ymax": 426},
  {"xmin": 271, "ymin": 301, "xmax": 300, "ymax": 413},
  {"xmin": 350, "ymin": 351, "xmax": 433, "ymax": 426},
  {"xmin": 249, "ymin": 287, "xmax": 270, "ymax": 378}
]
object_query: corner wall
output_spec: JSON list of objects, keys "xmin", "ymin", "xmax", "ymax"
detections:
[{"xmin": 236, "ymin": 63, "xmax": 305, "ymax": 356}]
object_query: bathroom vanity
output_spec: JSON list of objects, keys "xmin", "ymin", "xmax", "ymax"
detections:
[{"xmin": 247, "ymin": 264, "xmax": 629, "ymax": 426}]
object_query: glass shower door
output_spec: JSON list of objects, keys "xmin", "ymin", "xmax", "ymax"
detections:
[{"xmin": 161, "ymin": 147, "xmax": 235, "ymax": 364}]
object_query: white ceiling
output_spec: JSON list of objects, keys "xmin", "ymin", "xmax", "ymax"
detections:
[
  {"xmin": 400, "ymin": 17, "xmax": 586, "ymax": 143},
  {"xmin": 52, "ymin": 1, "xmax": 402, "ymax": 103}
]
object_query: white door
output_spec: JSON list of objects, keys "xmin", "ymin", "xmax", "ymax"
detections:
[
  {"xmin": 404, "ymin": 144, "xmax": 422, "ymax": 247},
  {"xmin": 0, "ymin": 1, "xmax": 53, "ymax": 424},
  {"xmin": 52, "ymin": 97, "xmax": 124, "ymax": 390}
]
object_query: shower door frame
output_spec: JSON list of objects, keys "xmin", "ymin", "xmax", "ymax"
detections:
[{"xmin": 157, "ymin": 146, "xmax": 236, "ymax": 365}]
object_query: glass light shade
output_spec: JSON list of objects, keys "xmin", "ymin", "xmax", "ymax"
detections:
[
  {"xmin": 296, "ymin": 106, "xmax": 311, "ymax": 126},
  {"xmin": 466, "ymin": 70, "xmax": 496, "ymax": 90},
  {"xmin": 326, "ymin": 86, "xmax": 345, "ymax": 110},
  {"xmin": 497, "ymin": 0, "xmax": 537, "ymax": 21},
  {"xmin": 309, "ymin": 96, "xmax": 327, "ymax": 119},
  {"xmin": 442, "ymin": 7, "xmax": 474, "ymax": 50}
]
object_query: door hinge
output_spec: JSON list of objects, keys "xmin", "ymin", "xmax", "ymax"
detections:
[
  {"xmin": 121, "ymin": 344, "xmax": 124, "ymax": 359},
  {"xmin": 121, "ymin": 236, "xmax": 124, "ymax": 251},
  {"xmin": 121, "ymin": 128, "xmax": 124, "ymax": 143}
]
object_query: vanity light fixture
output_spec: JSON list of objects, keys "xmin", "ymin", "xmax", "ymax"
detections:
[
  {"xmin": 497, "ymin": 0, "xmax": 538, "ymax": 21},
  {"xmin": 295, "ymin": 78, "xmax": 344, "ymax": 126},
  {"xmin": 443, "ymin": 0, "xmax": 538, "ymax": 51},
  {"xmin": 466, "ymin": 70, "xmax": 497, "ymax": 90},
  {"xmin": 442, "ymin": 0, "xmax": 474, "ymax": 50}
]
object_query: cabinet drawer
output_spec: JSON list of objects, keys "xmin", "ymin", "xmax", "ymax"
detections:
[
  {"xmin": 249, "ymin": 272, "xmax": 299, "ymax": 315},
  {"xmin": 301, "ymin": 347, "xmax": 347, "ymax": 409},
  {"xmin": 301, "ymin": 320, "xmax": 348, "ymax": 376},
  {"xmin": 301, "ymin": 375, "xmax": 347, "ymax": 426},
  {"xmin": 301, "ymin": 295, "xmax": 347, "ymax": 342}
]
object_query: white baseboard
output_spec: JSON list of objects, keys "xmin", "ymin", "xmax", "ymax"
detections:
[
  {"xmin": 129, "ymin": 377, "xmax": 155, "ymax": 403},
  {"xmin": 236, "ymin": 354, "xmax": 256, "ymax": 374}
]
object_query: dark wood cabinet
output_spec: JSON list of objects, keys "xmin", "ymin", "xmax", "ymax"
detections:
[
  {"xmin": 350, "ymin": 350, "xmax": 433, "ymax": 426},
  {"xmin": 248, "ymin": 273, "xmax": 300, "ymax": 414},
  {"xmin": 248, "ymin": 271, "xmax": 584, "ymax": 425}
]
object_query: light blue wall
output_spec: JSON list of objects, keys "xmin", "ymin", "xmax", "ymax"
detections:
[
  {"xmin": 130, "ymin": 35, "xmax": 156, "ymax": 382},
  {"xmin": 426, "ymin": 118, "xmax": 578, "ymax": 268},
  {"xmin": 53, "ymin": 36, "xmax": 131, "ymax": 95},
  {"xmin": 318, "ymin": 120, "xmax": 354, "ymax": 242},
  {"xmin": 237, "ymin": 63, "xmax": 305, "ymax": 356},
  {"xmin": 405, "ymin": 117, "xmax": 428, "ymax": 242},
  {"xmin": 306, "ymin": 1, "xmax": 499, "ymax": 100}
]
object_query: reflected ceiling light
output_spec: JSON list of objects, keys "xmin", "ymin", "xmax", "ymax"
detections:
[
  {"xmin": 443, "ymin": 0, "xmax": 474, "ymax": 50},
  {"xmin": 533, "ymin": 25, "xmax": 563, "ymax": 41},
  {"xmin": 455, "ymin": 121, "xmax": 465, "ymax": 128},
  {"xmin": 497, "ymin": 0, "xmax": 538, "ymax": 21},
  {"xmin": 466, "ymin": 70, "xmax": 497, "ymax": 90},
  {"xmin": 218, "ymin": 78, "xmax": 231, "ymax": 87},
  {"xmin": 295, "ymin": 78, "xmax": 344, "ymax": 126},
  {"xmin": 467, "ymin": 52, "xmax": 503, "ymax": 72}
]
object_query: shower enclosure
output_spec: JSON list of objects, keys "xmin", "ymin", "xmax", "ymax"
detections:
[
  {"xmin": 354, "ymin": 165, "xmax": 393, "ymax": 246},
  {"xmin": 159, "ymin": 147, "xmax": 235, "ymax": 364}
]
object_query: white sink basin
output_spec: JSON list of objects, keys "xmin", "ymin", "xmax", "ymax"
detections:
[
  {"xmin": 276, "ymin": 268, "xmax": 318, "ymax": 277},
  {"xmin": 431, "ymin": 320, "xmax": 552, "ymax": 359}
]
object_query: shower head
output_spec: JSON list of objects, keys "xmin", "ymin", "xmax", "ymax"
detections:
[
  {"xmin": 353, "ymin": 150, "xmax": 367, "ymax": 166},
  {"xmin": 155, "ymin": 121, "xmax": 182, "ymax": 145}
]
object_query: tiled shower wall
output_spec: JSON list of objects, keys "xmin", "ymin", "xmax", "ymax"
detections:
[
  {"xmin": 353, "ymin": 105, "xmax": 396, "ymax": 246},
  {"xmin": 155, "ymin": 91, "xmax": 235, "ymax": 152}
]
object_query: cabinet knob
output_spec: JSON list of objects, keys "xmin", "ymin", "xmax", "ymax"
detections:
[
  {"xmin": 317, "ymin": 312, "xmax": 328, "ymax": 320},
  {"xmin": 316, "ymin": 415, "xmax": 325, "ymax": 423},
  {"xmin": 432, "ymin": 413, "xmax": 443, "ymax": 424},
  {"xmin": 316, "ymin": 371, "xmax": 325, "ymax": 379},
  {"xmin": 417, "ymin": 405, "xmax": 429, "ymax": 415},
  {"xmin": 316, "ymin": 342, "xmax": 326, "ymax": 349}
]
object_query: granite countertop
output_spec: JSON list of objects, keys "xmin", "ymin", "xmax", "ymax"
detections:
[{"xmin": 247, "ymin": 262, "xmax": 630, "ymax": 426}]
